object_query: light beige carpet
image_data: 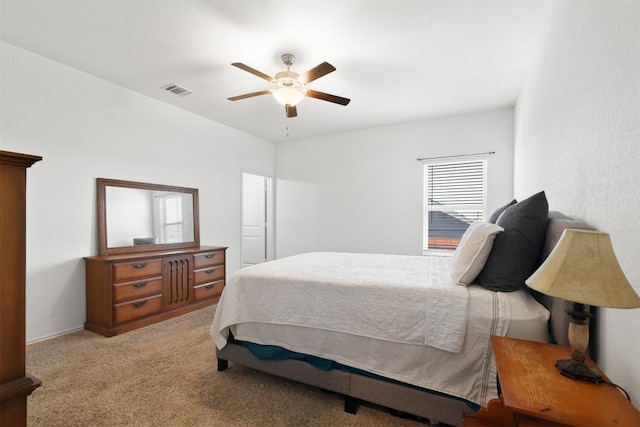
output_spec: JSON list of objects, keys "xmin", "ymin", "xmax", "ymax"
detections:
[{"xmin": 26, "ymin": 306, "xmax": 425, "ymax": 426}]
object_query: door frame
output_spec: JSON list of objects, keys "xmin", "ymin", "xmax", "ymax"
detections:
[{"xmin": 240, "ymin": 169, "xmax": 274, "ymax": 268}]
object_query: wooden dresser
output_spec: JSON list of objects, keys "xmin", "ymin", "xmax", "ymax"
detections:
[
  {"xmin": 0, "ymin": 150, "xmax": 42, "ymax": 426},
  {"xmin": 85, "ymin": 246, "xmax": 226, "ymax": 336}
]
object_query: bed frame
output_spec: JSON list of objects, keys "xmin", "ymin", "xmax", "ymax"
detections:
[{"xmin": 216, "ymin": 213, "xmax": 594, "ymax": 426}]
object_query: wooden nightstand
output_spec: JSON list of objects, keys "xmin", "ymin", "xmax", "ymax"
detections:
[{"xmin": 464, "ymin": 336, "xmax": 640, "ymax": 427}]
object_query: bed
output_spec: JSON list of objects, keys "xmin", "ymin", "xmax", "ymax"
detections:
[{"xmin": 211, "ymin": 205, "xmax": 594, "ymax": 426}]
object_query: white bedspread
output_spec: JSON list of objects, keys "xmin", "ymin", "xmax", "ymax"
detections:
[
  {"xmin": 212, "ymin": 252, "xmax": 469, "ymax": 353},
  {"xmin": 231, "ymin": 287, "xmax": 511, "ymax": 406},
  {"xmin": 210, "ymin": 252, "xmax": 522, "ymax": 406}
]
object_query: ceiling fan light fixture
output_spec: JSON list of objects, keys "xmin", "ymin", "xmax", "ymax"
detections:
[
  {"xmin": 272, "ymin": 86, "xmax": 306, "ymax": 106},
  {"xmin": 228, "ymin": 54, "xmax": 350, "ymax": 116}
]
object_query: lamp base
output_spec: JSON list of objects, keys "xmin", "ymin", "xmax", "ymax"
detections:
[{"xmin": 555, "ymin": 359, "xmax": 602, "ymax": 383}]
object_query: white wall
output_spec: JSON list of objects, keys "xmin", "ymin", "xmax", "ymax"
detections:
[
  {"xmin": 514, "ymin": 1, "xmax": 640, "ymax": 406},
  {"xmin": 1, "ymin": 42, "xmax": 275, "ymax": 342},
  {"xmin": 276, "ymin": 109, "xmax": 515, "ymax": 258}
]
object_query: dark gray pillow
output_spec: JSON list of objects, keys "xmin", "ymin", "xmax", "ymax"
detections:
[
  {"xmin": 477, "ymin": 191, "xmax": 549, "ymax": 292},
  {"xmin": 488, "ymin": 199, "xmax": 517, "ymax": 223}
]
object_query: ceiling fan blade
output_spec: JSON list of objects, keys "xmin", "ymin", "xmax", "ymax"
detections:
[
  {"xmin": 227, "ymin": 90, "xmax": 271, "ymax": 101},
  {"xmin": 298, "ymin": 62, "xmax": 336, "ymax": 84},
  {"xmin": 306, "ymin": 89, "xmax": 350, "ymax": 106},
  {"xmin": 285, "ymin": 104, "xmax": 298, "ymax": 118},
  {"xmin": 231, "ymin": 62, "xmax": 275, "ymax": 83}
]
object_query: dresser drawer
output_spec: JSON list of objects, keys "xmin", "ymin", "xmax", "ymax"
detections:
[
  {"xmin": 113, "ymin": 277, "xmax": 163, "ymax": 303},
  {"xmin": 194, "ymin": 265, "xmax": 224, "ymax": 285},
  {"xmin": 194, "ymin": 280, "xmax": 224, "ymax": 301},
  {"xmin": 193, "ymin": 250, "xmax": 225, "ymax": 269},
  {"xmin": 112, "ymin": 259, "xmax": 162, "ymax": 282},
  {"xmin": 114, "ymin": 294, "xmax": 162, "ymax": 325}
]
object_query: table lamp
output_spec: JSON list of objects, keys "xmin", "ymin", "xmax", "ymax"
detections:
[{"xmin": 525, "ymin": 229, "xmax": 640, "ymax": 383}]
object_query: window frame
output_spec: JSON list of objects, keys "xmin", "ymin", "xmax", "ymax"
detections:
[{"xmin": 422, "ymin": 156, "xmax": 488, "ymax": 254}]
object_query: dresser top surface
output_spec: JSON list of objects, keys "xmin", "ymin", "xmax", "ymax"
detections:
[{"xmin": 84, "ymin": 246, "xmax": 227, "ymax": 262}]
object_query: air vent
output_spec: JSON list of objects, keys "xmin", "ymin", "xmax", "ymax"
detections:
[{"xmin": 162, "ymin": 83, "xmax": 193, "ymax": 97}]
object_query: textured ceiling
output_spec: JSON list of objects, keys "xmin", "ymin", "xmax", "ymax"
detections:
[{"xmin": 0, "ymin": 0, "xmax": 552, "ymax": 142}]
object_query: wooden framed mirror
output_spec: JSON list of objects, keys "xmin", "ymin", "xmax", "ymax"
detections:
[{"xmin": 97, "ymin": 178, "xmax": 200, "ymax": 255}]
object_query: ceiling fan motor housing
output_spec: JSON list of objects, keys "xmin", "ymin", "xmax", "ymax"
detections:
[
  {"xmin": 275, "ymin": 55, "xmax": 304, "ymax": 90},
  {"xmin": 275, "ymin": 70, "xmax": 303, "ymax": 87}
]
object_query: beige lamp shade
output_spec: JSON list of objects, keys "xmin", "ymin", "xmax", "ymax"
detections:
[{"xmin": 526, "ymin": 229, "xmax": 640, "ymax": 308}]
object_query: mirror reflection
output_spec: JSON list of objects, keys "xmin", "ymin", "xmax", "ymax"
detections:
[
  {"xmin": 97, "ymin": 178, "xmax": 200, "ymax": 255},
  {"xmin": 105, "ymin": 187, "xmax": 195, "ymax": 248}
]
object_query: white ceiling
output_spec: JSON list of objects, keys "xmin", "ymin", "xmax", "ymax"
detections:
[{"xmin": 0, "ymin": 0, "xmax": 552, "ymax": 142}]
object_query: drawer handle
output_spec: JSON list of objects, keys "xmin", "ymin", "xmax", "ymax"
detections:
[
  {"xmin": 205, "ymin": 268, "xmax": 216, "ymax": 274},
  {"xmin": 204, "ymin": 253, "xmax": 215, "ymax": 259},
  {"xmin": 133, "ymin": 282, "xmax": 147, "ymax": 288},
  {"xmin": 132, "ymin": 262, "xmax": 147, "ymax": 269},
  {"xmin": 205, "ymin": 284, "xmax": 215, "ymax": 289},
  {"xmin": 132, "ymin": 300, "xmax": 147, "ymax": 308}
]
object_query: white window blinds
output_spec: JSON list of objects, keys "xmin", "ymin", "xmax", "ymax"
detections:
[
  {"xmin": 423, "ymin": 158, "xmax": 487, "ymax": 251},
  {"xmin": 160, "ymin": 194, "xmax": 184, "ymax": 243}
]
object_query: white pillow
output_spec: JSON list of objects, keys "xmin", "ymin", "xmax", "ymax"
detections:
[{"xmin": 451, "ymin": 221, "xmax": 504, "ymax": 286}]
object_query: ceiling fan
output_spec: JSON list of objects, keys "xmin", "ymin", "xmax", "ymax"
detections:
[{"xmin": 227, "ymin": 53, "xmax": 350, "ymax": 118}]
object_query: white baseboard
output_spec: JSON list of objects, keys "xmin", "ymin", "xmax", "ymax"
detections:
[{"xmin": 27, "ymin": 326, "xmax": 85, "ymax": 345}]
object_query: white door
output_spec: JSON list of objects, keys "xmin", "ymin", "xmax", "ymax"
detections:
[{"xmin": 242, "ymin": 173, "xmax": 271, "ymax": 267}]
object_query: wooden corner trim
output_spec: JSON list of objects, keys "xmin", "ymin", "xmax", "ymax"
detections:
[{"xmin": 0, "ymin": 374, "xmax": 42, "ymax": 402}]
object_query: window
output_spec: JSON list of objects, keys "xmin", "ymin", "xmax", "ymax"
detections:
[
  {"xmin": 159, "ymin": 194, "xmax": 184, "ymax": 243},
  {"xmin": 423, "ymin": 157, "xmax": 487, "ymax": 252}
]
